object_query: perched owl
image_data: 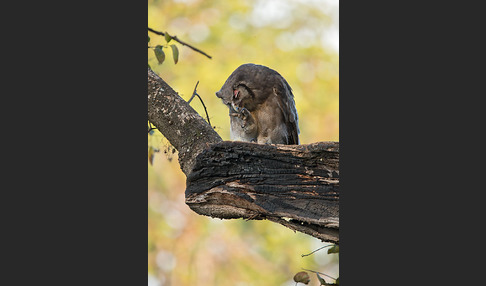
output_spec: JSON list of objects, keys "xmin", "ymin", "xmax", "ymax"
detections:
[{"xmin": 216, "ymin": 63, "xmax": 300, "ymax": 145}]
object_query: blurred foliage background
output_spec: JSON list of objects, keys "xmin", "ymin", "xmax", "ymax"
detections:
[{"xmin": 148, "ymin": 0, "xmax": 339, "ymax": 285}]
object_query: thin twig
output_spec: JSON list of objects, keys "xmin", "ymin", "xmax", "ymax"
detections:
[
  {"xmin": 301, "ymin": 245, "xmax": 332, "ymax": 257},
  {"xmin": 148, "ymin": 27, "xmax": 212, "ymax": 59},
  {"xmin": 195, "ymin": 93, "xmax": 212, "ymax": 128},
  {"xmin": 187, "ymin": 81, "xmax": 212, "ymax": 127},
  {"xmin": 187, "ymin": 81, "xmax": 199, "ymax": 104},
  {"xmin": 301, "ymin": 268, "xmax": 336, "ymax": 281}
]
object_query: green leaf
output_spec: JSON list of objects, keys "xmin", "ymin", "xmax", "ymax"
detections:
[
  {"xmin": 148, "ymin": 35, "xmax": 150, "ymax": 43},
  {"xmin": 165, "ymin": 32, "xmax": 172, "ymax": 43},
  {"xmin": 154, "ymin": 45, "xmax": 165, "ymax": 65},
  {"xmin": 170, "ymin": 44, "xmax": 179, "ymax": 64},
  {"xmin": 316, "ymin": 273, "xmax": 326, "ymax": 285},
  {"xmin": 327, "ymin": 245, "xmax": 339, "ymax": 254}
]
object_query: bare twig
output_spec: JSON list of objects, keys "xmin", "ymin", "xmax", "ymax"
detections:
[
  {"xmin": 148, "ymin": 27, "xmax": 212, "ymax": 59},
  {"xmin": 187, "ymin": 81, "xmax": 212, "ymax": 128},
  {"xmin": 301, "ymin": 245, "xmax": 332, "ymax": 257},
  {"xmin": 187, "ymin": 81, "xmax": 199, "ymax": 104},
  {"xmin": 301, "ymin": 268, "xmax": 336, "ymax": 281}
]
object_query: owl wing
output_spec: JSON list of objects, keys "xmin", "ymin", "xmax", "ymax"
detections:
[{"xmin": 273, "ymin": 78, "xmax": 300, "ymax": 145}]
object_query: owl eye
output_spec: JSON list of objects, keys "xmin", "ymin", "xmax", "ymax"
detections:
[{"xmin": 233, "ymin": 89, "xmax": 239, "ymax": 99}]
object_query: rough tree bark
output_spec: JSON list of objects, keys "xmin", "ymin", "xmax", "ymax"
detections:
[
  {"xmin": 148, "ymin": 67, "xmax": 339, "ymax": 244},
  {"xmin": 148, "ymin": 68, "xmax": 222, "ymax": 175}
]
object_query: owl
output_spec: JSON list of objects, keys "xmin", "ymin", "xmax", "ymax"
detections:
[{"xmin": 216, "ymin": 63, "xmax": 300, "ymax": 145}]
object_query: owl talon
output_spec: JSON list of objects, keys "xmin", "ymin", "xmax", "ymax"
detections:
[{"xmin": 240, "ymin": 108, "xmax": 250, "ymax": 120}]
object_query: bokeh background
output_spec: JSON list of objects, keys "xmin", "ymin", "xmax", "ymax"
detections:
[{"xmin": 148, "ymin": 0, "xmax": 339, "ymax": 285}]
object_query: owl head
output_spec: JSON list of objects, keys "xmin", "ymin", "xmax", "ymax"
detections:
[{"xmin": 216, "ymin": 63, "xmax": 286, "ymax": 111}]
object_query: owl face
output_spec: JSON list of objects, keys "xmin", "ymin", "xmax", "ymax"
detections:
[{"xmin": 231, "ymin": 84, "xmax": 254, "ymax": 112}]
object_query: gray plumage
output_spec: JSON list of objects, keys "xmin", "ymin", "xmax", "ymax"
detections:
[{"xmin": 216, "ymin": 63, "xmax": 300, "ymax": 145}]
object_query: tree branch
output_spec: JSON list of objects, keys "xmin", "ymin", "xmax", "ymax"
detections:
[
  {"xmin": 147, "ymin": 68, "xmax": 222, "ymax": 175},
  {"xmin": 148, "ymin": 27, "xmax": 212, "ymax": 59}
]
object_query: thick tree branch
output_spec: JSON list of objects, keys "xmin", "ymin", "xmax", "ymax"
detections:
[
  {"xmin": 147, "ymin": 68, "xmax": 222, "ymax": 175},
  {"xmin": 185, "ymin": 141, "xmax": 339, "ymax": 243}
]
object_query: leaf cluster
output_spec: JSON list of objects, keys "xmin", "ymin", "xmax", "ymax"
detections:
[{"xmin": 148, "ymin": 32, "xmax": 179, "ymax": 65}]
